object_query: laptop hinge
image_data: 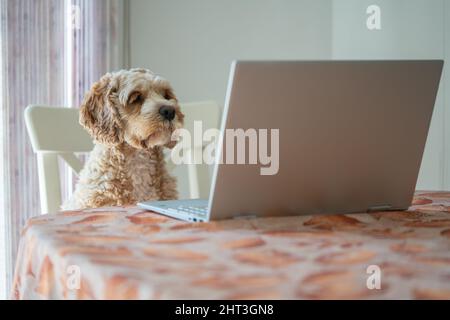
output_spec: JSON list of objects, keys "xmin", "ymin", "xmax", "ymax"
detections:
[{"xmin": 367, "ymin": 205, "xmax": 393, "ymax": 213}]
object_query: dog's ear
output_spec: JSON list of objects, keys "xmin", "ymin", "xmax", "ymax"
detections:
[{"xmin": 79, "ymin": 73, "xmax": 123, "ymax": 146}]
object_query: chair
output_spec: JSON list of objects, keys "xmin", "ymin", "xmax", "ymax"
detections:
[
  {"xmin": 24, "ymin": 101, "xmax": 220, "ymax": 214},
  {"xmin": 24, "ymin": 106, "xmax": 94, "ymax": 214}
]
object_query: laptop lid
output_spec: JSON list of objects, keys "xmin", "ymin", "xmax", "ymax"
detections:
[{"xmin": 207, "ymin": 60, "xmax": 443, "ymax": 220}]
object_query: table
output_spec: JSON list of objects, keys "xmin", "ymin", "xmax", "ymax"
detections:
[{"xmin": 11, "ymin": 191, "xmax": 450, "ymax": 299}]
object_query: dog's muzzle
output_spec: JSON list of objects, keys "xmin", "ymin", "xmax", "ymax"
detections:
[{"xmin": 159, "ymin": 105, "xmax": 176, "ymax": 121}]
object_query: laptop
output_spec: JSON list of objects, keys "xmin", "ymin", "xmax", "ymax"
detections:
[{"xmin": 139, "ymin": 60, "xmax": 443, "ymax": 222}]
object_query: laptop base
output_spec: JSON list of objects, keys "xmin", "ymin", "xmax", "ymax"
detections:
[{"xmin": 138, "ymin": 199, "xmax": 209, "ymax": 222}]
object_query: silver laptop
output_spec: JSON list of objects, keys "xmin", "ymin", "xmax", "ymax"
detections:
[{"xmin": 139, "ymin": 60, "xmax": 443, "ymax": 222}]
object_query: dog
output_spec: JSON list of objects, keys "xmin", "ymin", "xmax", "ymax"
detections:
[{"xmin": 63, "ymin": 68, "xmax": 184, "ymax": 210}]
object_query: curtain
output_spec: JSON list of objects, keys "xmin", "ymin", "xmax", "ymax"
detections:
[{"xmin": 0, "ymin": 0, "xmax": 125, "ymax": 298}]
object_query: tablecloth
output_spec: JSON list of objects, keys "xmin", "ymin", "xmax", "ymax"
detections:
[{"xmin": 11, "ymin": 191, "xmax": 450, "ymax": 299}]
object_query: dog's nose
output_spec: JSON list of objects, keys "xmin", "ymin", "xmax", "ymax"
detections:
[{"xmin": 159, "ymin": 105, "xmax": 176, "ymax": 121}]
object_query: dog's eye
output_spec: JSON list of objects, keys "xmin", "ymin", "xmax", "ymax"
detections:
[
  {"xmin": 163, "ymin": 90, "xmax": 172, "ymax": 100},
  {"xmin": 128, "ymin": 92, "xmax": 144, "ymax": 105}
]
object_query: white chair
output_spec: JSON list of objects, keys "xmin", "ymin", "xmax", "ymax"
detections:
[
  {"xmin": 24, "ymin": 106, "xmax": 94, "ymax": 214},
  {"xmin": 25, "ymin": 101, "xmax": 220, "ymax": 214}
]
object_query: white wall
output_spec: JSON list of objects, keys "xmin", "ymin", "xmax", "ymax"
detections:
[
  {"xmin": 129, "ymin": 0, "xmax": 333, "ymax": 104},
  {"xmin": 332, "ymin": 0, "xmax": 448, "ymax": 190}
]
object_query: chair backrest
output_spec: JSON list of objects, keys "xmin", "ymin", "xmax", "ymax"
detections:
[
  {"xmin": 24, "ymin": 105, "xmax": 94, "ymax": 214},
  {"xmin": 25, "ymin": 101, "xmax": 221, "ymax": 213}
]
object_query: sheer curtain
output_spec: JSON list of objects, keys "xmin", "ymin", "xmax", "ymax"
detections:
[{"xmin": 0, "ymin": 0, "xmax": 126, "ymax": 298}]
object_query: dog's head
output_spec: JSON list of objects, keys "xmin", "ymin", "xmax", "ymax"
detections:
[{"xmin": 79, "ymin": 68, "xmax": 184, "ymax": 149}]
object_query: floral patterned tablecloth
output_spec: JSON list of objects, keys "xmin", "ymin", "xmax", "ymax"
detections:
[{"xmin": 11, "ymin": 191, "xmax": 450, "ymax": 300}]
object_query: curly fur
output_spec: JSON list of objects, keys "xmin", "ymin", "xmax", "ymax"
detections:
[{"xmin": 63, "ymin": 68, "xmax": 184, "ymax": 210}]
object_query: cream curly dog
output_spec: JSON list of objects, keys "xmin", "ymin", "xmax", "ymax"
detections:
[{"xmin": 63, "ymin": 68, "xmax": 184, "ymax": 210}]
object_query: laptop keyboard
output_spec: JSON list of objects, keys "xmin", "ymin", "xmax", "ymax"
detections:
[
  {"xmin": 175, "ymin": 205, "xmax": 209, "ymax": 216},
  {"xmin": 138, "ymin": 199, "xmax": 209, "ymax": 221}
]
